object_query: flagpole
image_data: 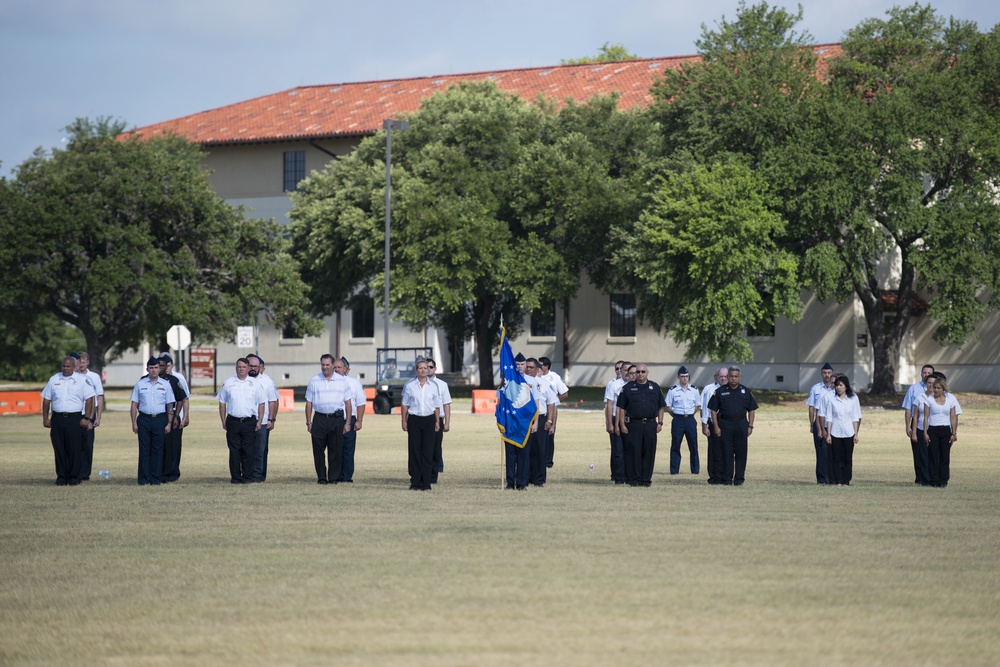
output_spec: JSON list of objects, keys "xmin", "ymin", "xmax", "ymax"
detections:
[{"xmin": 499, "ymin": 314, "xmax": 505, "ymax": 490}]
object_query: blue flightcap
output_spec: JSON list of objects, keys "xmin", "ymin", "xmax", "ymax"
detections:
[
  {"xmin": 159, "ymin": 353, "xmax": 173, "ymax": 364},
  {"xmin": 678, "ymin": 365, "xmax": 689, "ymax": 375},
  {"xmin": 146, "ymin": 356, "xmax": 160, "ymax": 367},
  {"xmin": 822, "ymin": 362, "xmax": 834, "ymax": 371},
  {"xmin": 514, "ymin": 353, "xmax": 526, "ymax": 362}
]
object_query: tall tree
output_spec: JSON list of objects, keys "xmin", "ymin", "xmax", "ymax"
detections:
[
  {"xmin": 0, "ymin": 118, "xmax": 320, "ymax": 372},
  {"xmin": 648, "ymin": 2, "xmax": 1000, "ymax": 393},
  {"xmin": 562, "ymin": 42, "xmax": 639, "ymax": 65},
  {"xmin": 291, "ymin": 82, "xmax": 628, "ymax": 387}
]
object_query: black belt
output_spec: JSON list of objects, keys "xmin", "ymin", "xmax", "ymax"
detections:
[
  {"xmin": 627, "ymin": 417, "xmax": 658, "ymax": 423},
  {"xmin": 227, "ymin": 415, "xmax": 255, "ymax": 422},
  {"xmin": 315, "ymin": 411, "xmax": 344, "ymax": 419},
  {"xmin": 140, "ymin": 412, "xmax": 165, "ymax": 418},
  {"xmin": 52, "ymin": 412, "xmax": 81, "ymax": 418},
  {"xmin": 673, "ymin": 413, "xmax": 695, "ymax": 417}
]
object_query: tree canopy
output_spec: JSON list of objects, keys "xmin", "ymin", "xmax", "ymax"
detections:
[
  {"xmin": 562, "ymin": 42, "xmax": 639, "ymax": 65},
  {"xmin": 291, "ymin": 81, "xmax": 643, "ymax": 387},
  {"xmin": 640, "ymin": 1, "xmax": 1000, "ymax": 393},
  {"xmin": 0, "ymin": 118, "xmax": 320, "ymax": 372}
]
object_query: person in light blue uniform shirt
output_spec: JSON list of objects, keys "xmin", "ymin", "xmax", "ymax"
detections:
[
  {"xmin": 665, "ymin": 365, "xmax": 700, "ymax": 475},
  {"xmin": 902, "ymin": 364, "xmax": 934, "ymax": 485},
  {"xmin": 806, "ymin": 362, "xmax": 836, "ymax": 484},
  {"xmin": 130, "ymin": 356, "xmax": 176, "ymax": 485}
]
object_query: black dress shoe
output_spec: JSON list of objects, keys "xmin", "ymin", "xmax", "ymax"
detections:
[
  {"xmin": 55, "ymin": 479, "xmax": 68, "ymax": 486},
  {"xmin": 516, "ymin": 485, "xmax": 527, "ymax": 490},
  {"xmin": 317, "ymin": 479, "xmax": 329, "ymax": 485}
]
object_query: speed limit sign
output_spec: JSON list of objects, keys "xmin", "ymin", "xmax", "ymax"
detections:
[{"xmin": 237, "ymin": 326, "xmax": 254, "ymax": 349}]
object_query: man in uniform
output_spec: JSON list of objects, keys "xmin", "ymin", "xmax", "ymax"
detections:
[
  {"xmin": 334, "ymin": 356, "xmax": 366, "ymax": 483},
  {"xmin": 538, "ymin": 356, "xmax": 568, "ymax": 469},
  {"xmin": 665, "ymin": 365, "xmax": 701, "ymax": 476},
  {"xmin": 604, "ymin": 360, "xmax": 629, "ymax": 484},
  {"xmin": 157, "ymin": 354, "xmax": 189, "ymax": 483},
  {"xmin": 76, "ymin": 352, "xmax": 104, "ymax": 481},
  {"xmin": 709, "ymin": 366, "xmax": 758, "ymax": 486},
  {"xmin": 616, "ymin": 364, "xmax": 666, "ymax": 487},
  {"xmin": 217, "ymin": 358, "xmax": 267, "ymax": 484},
  {"xmin": 246, "ymin": 354, "xmax": 279, "ymax": 482},
  {"xmin": 902, "ymin": 364, "xmax": 935, "ymax": 485},
  {"xmin": 304, "ymin": 354, "xmax": 353, "ymax": 484},
  {"xmin": 130, "ymin": 356, "xmax": 176, "ymax": 485},
  {"xmin": 700, "ymin": 368, "xmax": 728, "ymax": 484},
  {"xmin": 426, "ymin": 358, "xmax": 451, "ymax": 485},
  {"xmin": 41, "ymin": 356, "xmax": 96, "ymax": 486},
  {"xmin": 806, "ymin": 362, "xmax": 836, "ymax": 484}
]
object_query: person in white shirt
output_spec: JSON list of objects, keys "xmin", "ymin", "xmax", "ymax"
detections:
[
  {"xmin": 823, "ymin": 375, "xmax": 862, "ymax": 486},
  {"xmin": 922, "ymin": 373, "xmax": 962, "ymax": 488},
  {"xmin": 807, "ymin": 362, "xmax": 836, "ymax": 484},
  {"xmin": 247, "ymin": 354, "xmax": 280, "ymax": 482},
  {"xmin": 604, "ymin": 360, "xmax": 628, "ymax": 484},
  {"xmin": 538, "ymin": 356, "xmax": 568, "ymax": 469},
  {"xmin": 426, "ymin": 358, "xmax": 451, "ymax": 485},
  {"xmin": 400, "ymin": 360, "xmax": 441, "ymax": 491},
  {"xmin": 76, "ymin": 352, "xmax": 104, "ymax": 481},
  {"xmin": 217, "ymin": 358, "xmax": 267, "ymax": 484},
  {"xmin": 902, "ymin": 364, "xmax": 935, "ymax": 485},
  {"xmin": 304, "ymin": 354, "xmax": 353, "ymax": 485},
  {"xmin": 335, "ymin": 356, "xmax": 367, "ymax": 483},
  {"xmin": 701, "ymin": 367, "xmax": 728, "ymax": 485},
  {"xmin": 525, "ymin": 358, "xmax": 557, "ymax": 487},
  {"xmin": 908, "ymin": 375, "xmax": 935, "ymax": 486},
  {"xmin": 159, "ymin": 353, "xmax": 190, "ymax": 483},
  {"xmin": 41, "ymin": 356, "xmax": 96, "ymax": 485}
]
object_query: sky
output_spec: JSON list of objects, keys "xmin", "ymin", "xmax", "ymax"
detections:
[{"xmin": 1, "ymin": 0, "xmax": 998, "ymax": 174}]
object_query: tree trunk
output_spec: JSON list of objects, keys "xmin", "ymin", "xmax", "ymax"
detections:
[
  {"xmin": 855, "ymin": 260, "xmax": 914, "ymax": 397},
  {"xmin": 474, "ymin": 294, "xmax": 496, "ymax": 389}
]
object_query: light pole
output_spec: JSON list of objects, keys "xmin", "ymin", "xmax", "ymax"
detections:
[{"xmin": 383, "ymin": 118, "xmax": 410, "ymax": 359}]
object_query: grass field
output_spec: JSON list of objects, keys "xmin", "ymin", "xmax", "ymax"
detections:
[{"xmin": 2, "ymin": 399, "xmax": 999, "ymax": 666}]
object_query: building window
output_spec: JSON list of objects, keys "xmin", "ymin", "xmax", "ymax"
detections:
[
  {"xmin": 351, "ymin": 295, "xmax": 375, "ymax": 339},
  {"xmin": 747, "ymin": 321, "xmax": 776, "ymax": 337},
  {"xmin": 610, "ymin": 293, "xmax": 636, "ymax": 337},
  {"xmin": 530, "ymin": 301, "xmax": 557, "ymax": 337},
  {"xmin": 283, "ymin": 150, "xmax": 306, "ymax": 192}
]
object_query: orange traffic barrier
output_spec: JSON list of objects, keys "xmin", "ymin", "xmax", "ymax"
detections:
[
  {"xmin": 364, "ymin": 387, "xmax": 376, "ymax": 400},
  {"xmin": 278, "ymin": 388, "xmax": 295, "ymax": 412},
  {"xmin": 0, "ymin": 391, "xmax": 43, "ymax": 415},
  {"xmin": 472, "ymin": 389, "xmax": 497, "ymax": 414}
]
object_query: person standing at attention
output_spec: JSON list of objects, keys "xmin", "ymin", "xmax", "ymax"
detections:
[
  {"xmin": 217, "ymin": 358, "xmax": 266, "ymax": 484},
  {"xmin": 665, "ymin": 365, "xmax": 700, "ymax": 476},
  {"xmin": 807, "ymin": 362, "xmax": 836, "ymax": 484},
  {"xmin": 823, "ymin": 375, "xmax": 862, "ymax": 486},
  {"xmin": 616, "ymin": 364, "xmax": 666, "ymax": 487},
  {"xmin": 922, "ymin": 373, "xmax": 961, "ymax": 488},
  {"xmin": 701, "ymin": 368, "xmax": 727, "ymax": 485},
  {"xmin": 41, "ymin": 356, "xmax": 96, "ymax": 486},
  {"xmin": 400, "ymin": 360, "xmax": 440, "ymax": 491},
  {"xmin": 304, "ymin": 354, "xmax": 353, "ymax": 485},
  {"xmin": 334, "ymin": 356, "xmax": 366, "ymax": 484},
  {"xmin": 902, "ymin": 364, "xmax": 935, "ymax": 485},
  {"xmin": 130, "ymin": 356, "xmax": 175, "ymax": 485},
  {"xmin": 709, "ymin": 366, "xmax": 758, "ymax": 486}
]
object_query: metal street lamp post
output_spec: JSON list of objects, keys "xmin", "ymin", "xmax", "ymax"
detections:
[{"xmin": 383, "ymin": 118, "xmax": 410, "ymax": 357}]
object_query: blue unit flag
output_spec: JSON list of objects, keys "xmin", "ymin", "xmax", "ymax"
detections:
[{"xmin": 495, "ymin": 326, "xmax": 537, "ymax": 448}]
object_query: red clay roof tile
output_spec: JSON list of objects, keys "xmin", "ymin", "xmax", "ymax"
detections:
[{"xmin": 131, "ymin": 45, "xmax": 840, "ymax": 146}]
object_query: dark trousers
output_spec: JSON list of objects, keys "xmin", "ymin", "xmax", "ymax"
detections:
[
  {"xmin": 719, "ymin": 420, "xmax": 749, "ymax": 484},
  {"xmin": 912, "ymin": 429, "xmax": 931, "ymax": 484},
  {"xmin": 431, "ymin": 416, "xmax": 445, "ymax": 483},
  {"xmin": 407, "ymin": 413, "xmax": 436, "ymax": 490},
  {"xmin": 927, "ymin": 425, "xmax": 952, "ymax": 487},
  {"xmin": 339, "ymin": 416, "xmax": 357, "ymax": 482},
  {"xmin": 226, "ymin": 416, "xmax": 257, "ymax": 483},
  {"xmin": 311, "ymin": 413, "xmax": 345, "ymax": 483},
  {"xmin": 829, "ymin": 436, "xmax": 854, "ymax": 485},
  {"xmin": 547, "ymin": 433, "xmax": 555, "ymax": 468},
  {"xmin": 626, "ymin": 420, "xmax": 658, "ymax": 485},
  {"xmin": 609, "ymin": 430, "xmax": 625, "ymax": 483},
  {"xmin": 252, "ymin": 425, "xmax": 270, "ymax": 482},
  {"xmin": 811, "ymin": 421, "xmax": 829, "ymax": 484},
  {"xmin": 706, "ymin": 420, "xmax": 724, "ymax": 483},
  {"xmin": 670, "ymin": 414, "xmax": 699, "ymax": 474},
  {"xmin": 137, "ymin": 413, "xmax": 167, "ymax": 485},
  {"xmin": 81, "ymin": 424, "xmax": 95, "ymax": 480},
  {"xmin": 505, "ymin": 440, "xmax": 530, "ymax": 488},
  {"xmin": 51, "ymin": 413, "xmax": 84, "ymax": 484},
  {"xmin": 528, "ymin": 429, "xmax": 548, "ymax": 486},
  {"xmin": 162, "ymin": 422, "xmax": 183, "ymax": 482}
]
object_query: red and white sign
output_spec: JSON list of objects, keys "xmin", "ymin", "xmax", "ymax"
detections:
[{"xmin": 190, "ymin": 347, "xmax": 216, "ymax": 380}]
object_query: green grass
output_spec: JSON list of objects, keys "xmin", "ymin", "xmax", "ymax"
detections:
[{"xmin": 2, "ymin": 404, "xmax": 999, "ymax": 666}]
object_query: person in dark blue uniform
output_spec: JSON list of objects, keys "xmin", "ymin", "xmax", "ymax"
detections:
[
  {"xmin": 616, "ymin": 364, "xmax": 666, "ymax": 487},
  {"xmin": 709, "ymin": 366, "xmax": 758, "ymax": 486}
]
